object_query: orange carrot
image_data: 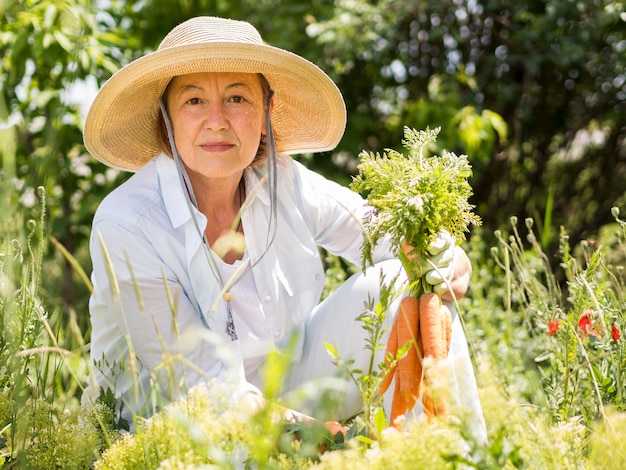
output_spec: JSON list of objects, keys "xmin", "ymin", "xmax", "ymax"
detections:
[
  {"xmin": 381, "ymin": 296, "xmax": 421, "ymax": 427},
  {"xmin": 379, "ymin": 312, "xmax": 399, "ymax": 396},
  {"xmin": 397, "ymin": 296, "xmax": 421, "ymax": 411},
  {"xmin": 420, "ymin": 292, "xmax": 443, "ymax": 360},
  {"xmin": 380, "ymin": 293, "xmax": 454, "ymax": 427},
  {"xmin": 441, "ymin": 303, "xmax": 452, "ymax": 353},
  {"xmin": 420, "ymin": 293, "xmax": 451, "ymax": 420},
  {"xmin": 389, "ymin": 368, "xmax": 407, "ymax": 429}
]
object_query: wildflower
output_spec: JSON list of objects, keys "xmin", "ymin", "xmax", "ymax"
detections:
[
  {"xmin": 578, "ymin": 310, "xmax": 601, "ymax": 338},
  {"xmin": 548, "ymin": 319, "xmax": 561, "ymax": 335},
  {"xmin": 612, "ymin": 324, "xmax": 621, "ymax": 343}
]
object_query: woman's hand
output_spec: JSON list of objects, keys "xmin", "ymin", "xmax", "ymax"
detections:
[
  {"xmin": 241, "ymin": 391, "xmax": 318, "ymax": 424},
  {"xmin": 441, "ymin": 246, "xmax": 471, "ymax": 302},
  {"xmin": 241, "ymin": 391, "xmax": 347, "ymax": 436},
  {"xmin": 402, "ymin": 230, "xmax": 471, "ymax": 301}
]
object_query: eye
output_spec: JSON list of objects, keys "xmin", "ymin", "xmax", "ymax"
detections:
[
  {"xmin": 187, "ymin": 97, "xmax": 201, "ymax": 105},
  {"xmin": 230, "ymin": 95, "xmax": 245, "ymax": 104}
]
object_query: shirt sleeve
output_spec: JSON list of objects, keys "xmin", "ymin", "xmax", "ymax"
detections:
[{"xmin": 287, "ymin": 159, "xmax": 395, "ymax": 267}]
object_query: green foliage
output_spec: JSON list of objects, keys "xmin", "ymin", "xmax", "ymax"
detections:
[
  {"xmin": 95, "ymin": 380, "xmax": 344, "ymax": 469},
  {"xmin": 488, "ymin": 212, "xmax": 626, "ymax": 426},
  {"xmin": 314, "ymin": 421, "xmax": 463, "ymax": 470},
  {"xmin": 324, "ymin": 273, "xmax": 400, "ymax": 439},
  {"xmin": 91, "ymin": 361, "xmax": 626, "ymax": 469},
  {"xmin": 0, "ymin": 183, "xmax": 117, "ymax": 468},
  {"xmin": 0, "ymin": 185, "xmax": 47, "ymax": 423},
  {"xmin": 399, "ymin": 75, "xmax": 509, "ymax": 169},
  {"xmin": 351, "ymin": 126, "xmax": 480, "ymax": 288},
  {"xmin": 587, "ymin": 408, "xmax": 626, "ymax": 469},
  {"xmin": 95, "ymin": 382, "xmax": 251, "ymax": 469},
  {"xmin": 11, "ymin": 399, "xmax": 110, "ymax": 470},
  {"xmin": 309, "ymin": 0, "xmax": 626, "ymax": 254},
  {"xmin": 1, "ymin": 0, "xmax": 129, "ymax": 321},
  {"xmin": 467, "ymin": 358, "xmax": 588, "ymax": 470},
  {"xmin": 456, "ymin": 229, "xmax": 546, "ymax": 406},
  {"xmin": 2, "ymin": 0, "xmax": 626, "ymax": 467}
]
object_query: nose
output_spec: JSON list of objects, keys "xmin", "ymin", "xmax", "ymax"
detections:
[{"xmin": 204, "ymin": 102, "xmax": 228, "ymax": 130}]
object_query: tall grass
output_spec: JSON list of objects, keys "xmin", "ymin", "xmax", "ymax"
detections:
[
  {"xmin": 0, "ymin": 185, "xmax": 111, "ymax": 468},
  {"xmin": 488, "ymin": 215, "xmax": 626, "ymax": 424},
  {"xmin": 2, "ymin": 182, "xmax": 626, "ymax": 468},
  {"xmin": 461, "ymin": 214, "xmax": 626, "ymax": 468}
]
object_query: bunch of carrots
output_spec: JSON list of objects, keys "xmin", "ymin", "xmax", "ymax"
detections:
[
  {"xmin": 379, "ymin": 289, "xmax": 452, "ymax": 428},
  {"xmin": 350, "ymin": 126, "xmax": 480, "ymax": 429}
]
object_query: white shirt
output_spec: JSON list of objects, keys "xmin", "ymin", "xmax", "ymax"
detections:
[
  {"xmin": 213, "ymin": 254, "xmax": 274, "ymax": 372},
  {"xmin": 85, "ymin": 152, "xmax": 394, "ymax": 420}
]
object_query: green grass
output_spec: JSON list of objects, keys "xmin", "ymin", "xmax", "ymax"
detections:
[{"xmin": 1, "ymin": 184, "xmax": 626, "ymax": 468}]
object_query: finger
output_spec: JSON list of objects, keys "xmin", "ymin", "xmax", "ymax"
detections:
[
  {"xmin": 428, "ymin": 246, "xmax": 455, "ymax": 268},
  {"xmin": 428, "ymin": 230, "xmax": 455, "ymax": 255},
  {"xmin": 425, "ymin": 266, "xmax": 452, "ymax": 286},
  {"xmin": 417, "ymin": 249, "xmax": 454, "ymax": 280},
  {"xmin": 433, "ymin": 281, "xmax": 451, "ymax": 295}
]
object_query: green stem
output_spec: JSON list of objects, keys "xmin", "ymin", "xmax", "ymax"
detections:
[{"xmin": 398, "ymin": 248, "xmax": 427, "ymax": 298}]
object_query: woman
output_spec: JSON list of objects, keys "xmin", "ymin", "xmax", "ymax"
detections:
[{"xmin": 82, "ymin": 16, "xmax": 484, "ymax": 437}]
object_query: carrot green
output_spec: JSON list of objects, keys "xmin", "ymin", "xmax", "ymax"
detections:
[{"xmin": 350, "ymin": 126, "xmax": 481, "ymax": 289}]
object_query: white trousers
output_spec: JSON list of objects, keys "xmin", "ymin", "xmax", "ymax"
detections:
[{"xmin": 277, "ymin": 259, "xmax": 486, "ymax": 441}]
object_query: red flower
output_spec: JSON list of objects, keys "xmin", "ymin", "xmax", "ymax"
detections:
[
  {"xmin": 612, "ymin": 324, "xmax": 621, "ymax": 343},
  {"xmin": 578, "ymin": 310, "xmax": 601, "ymax": 337},
  {"xmin": 548, "ymin": 319, "xmax": 561, "ymax": 335}
]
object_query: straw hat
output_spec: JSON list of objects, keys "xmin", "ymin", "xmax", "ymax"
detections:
[{"xmin": 83, "ymin": 16, "xmax": 347, "ymax": 172}]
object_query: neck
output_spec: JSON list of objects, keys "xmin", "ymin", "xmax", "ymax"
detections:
[{"xmin": 188, "ymin": 172, "xmax": 245, "ymax": 262}]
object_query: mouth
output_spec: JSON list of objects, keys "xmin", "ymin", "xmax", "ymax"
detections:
[{"xmin": 200, "ymin": 141, "xmax": 235, "ymax": 153}]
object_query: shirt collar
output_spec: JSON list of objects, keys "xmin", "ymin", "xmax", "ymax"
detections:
[
  {"xmin": 244, "ymin": 164, "xmax": 271, "ymax": 207},
  {"xmin": 155, "ymin": 153, "xmax": 198, "ymax": 229},
  {"xmin": 156, "ymin": 153, "xmax": 273, "ymax": 229}
]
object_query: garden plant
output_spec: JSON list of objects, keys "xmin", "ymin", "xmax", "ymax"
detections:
[
  {"xmin": 2, "ymin": 0, "xmax": 626, "ymax": 468},
  {"xmin": 2, "ymin": 129, "xmax": 626, "ymax": 468}
]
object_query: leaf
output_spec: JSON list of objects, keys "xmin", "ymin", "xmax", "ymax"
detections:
[
  {"xmin": 483, "ymin": 109, "xmax": 508, "ymax": 143},
  {"xmin": 350, "ymin": 126, "xmax": 481, "ymax": 283},
  {"xmin": 373, "ymin": 406, "xmax": 387, "ymax": 436},
  {"xmin": 396, "ymin": 340, "xmax": 411, "ymax": 360},
  {"xmin": 324, "ymin": 342, "xmax": 338, "ymax": 359},
  {"xmin": 53, "ymin": 30, "xmax": 74, "ymax": 53},
  {"xmin": 356, "ymin": 435, "xmax": 375, "ymax": 446}
]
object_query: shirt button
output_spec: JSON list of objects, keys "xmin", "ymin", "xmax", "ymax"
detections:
[
  {"xmin": 315, "ymin": 273, "xmax": 322, "ymax": 282},
  {"xmin": 264, "ymin": 295, "xmax": 272, "ymax": 303},
  {"xmin": 274, "ymin": 331, "xmax": 280, "ymax": 337}
]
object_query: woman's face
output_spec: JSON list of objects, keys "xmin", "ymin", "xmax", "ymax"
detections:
[{"xmin": 164, "ymin": 72, "xmax": 266, "ymax": 180}]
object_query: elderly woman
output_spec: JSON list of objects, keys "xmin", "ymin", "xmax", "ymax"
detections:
[{"xmin": 82, "ymin": 16, "xmax": 484, "ymax": 437}]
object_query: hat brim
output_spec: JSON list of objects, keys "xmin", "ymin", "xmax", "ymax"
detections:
[{"xmin": 84, "ymin": 42, "xmax": 347, "ymax": 171}]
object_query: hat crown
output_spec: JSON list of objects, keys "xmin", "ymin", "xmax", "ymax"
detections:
[{"xmin": 158, "ymin": 17, "xmax": 264, "ymax": 51}]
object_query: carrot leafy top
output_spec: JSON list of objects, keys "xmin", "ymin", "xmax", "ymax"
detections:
[{"xmin": 350, "ymin": 126, "xmax": 481, "ymax": 281}]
